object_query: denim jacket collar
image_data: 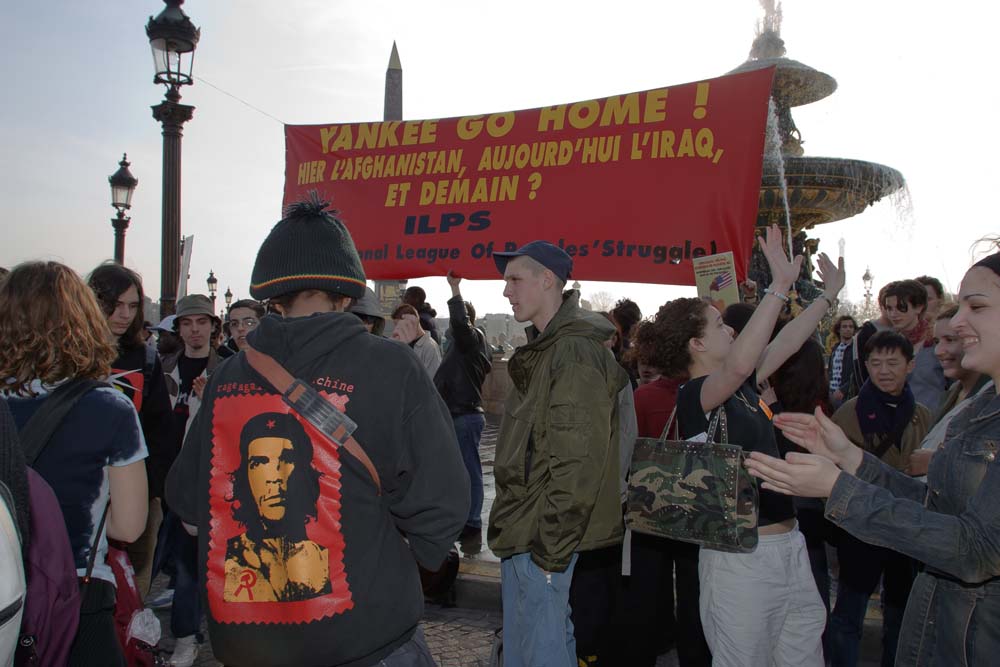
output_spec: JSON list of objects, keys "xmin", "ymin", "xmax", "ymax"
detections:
[{"xmin": 968, "ymin": 387, "xmax": 1000, "ymax": 424}]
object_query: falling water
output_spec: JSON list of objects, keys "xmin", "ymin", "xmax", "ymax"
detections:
[
  {"xmin": 889, "ymin": 182, "xmax": 915, "ymax": 234},
  {"xmin": 764, "ymin": 97, "xmax": 794, "ymax": 256}
]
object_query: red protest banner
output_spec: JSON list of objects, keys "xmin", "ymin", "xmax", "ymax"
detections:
[{"xmin": 283, "ymin": 67, "xmax": 774, "ymax": 285}]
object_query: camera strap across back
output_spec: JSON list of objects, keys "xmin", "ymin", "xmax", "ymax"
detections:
[{"xmin": 243, "ymin": 344, "xmax": 382, "ymax": 495}]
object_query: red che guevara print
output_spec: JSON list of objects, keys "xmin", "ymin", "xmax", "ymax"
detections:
[{"xmin": 207, "ymin": 392, "xmax": 353, "ymax": 623}]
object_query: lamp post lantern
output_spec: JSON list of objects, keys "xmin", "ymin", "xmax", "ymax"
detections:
[
  {"xmin": 147, "ymin": 0, "xmax": 200, "ymax": 316},
  {"xmin": 862, "ymin": 266, "xmax": 874, "ymax": 313},
  {"xmin": 207, "ymin": 269, "xmax": 218, "ymax": 308},
  {"xmin": 224, "ymin": 286, "xmax": 233, "ymax": 309},
  {"xmin": 108, "ymin": 154, "xmax": 138, "ymax": 264}
]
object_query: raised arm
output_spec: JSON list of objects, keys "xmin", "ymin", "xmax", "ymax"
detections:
[
  {"xmin": 757, "ymin": 253, "xmax": 846, "ymax": 380},
  {"xmin": 698, "ymin": 224, "xmax": 801, "ymax": 412},
  {"xmin": 445, "ymin": 271, "xmax": 479, "ymax": 352}
]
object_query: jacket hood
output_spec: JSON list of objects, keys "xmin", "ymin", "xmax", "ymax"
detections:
[
  {"xmin": 524, "ymin": 290, "xmax": 615, "ymax": 352},
  {"xmin": 245, "ymin": 311, "xmax": 368, "ymax": 373}
]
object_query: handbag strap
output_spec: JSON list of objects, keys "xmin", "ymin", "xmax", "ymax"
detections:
[
  {"xmin": 658, "ymin": 407, "xmax": 679, "ymax": 441},
  {"xmin": 705, "ymin": 405, "xmax": 729, "ymax": 444},
  {"xmin": 81, "ymin": 502, "xmax": 110, "ymax": 586},
  {"xmin": 18, "ymin": 379, "xmax": 105, "ymax": 466},
  {"xmin": 244, "ymin": 344, "xmax": 382, "ymax": 495}
]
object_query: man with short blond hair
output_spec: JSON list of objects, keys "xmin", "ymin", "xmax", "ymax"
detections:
[{"xmin": 489, "ymin": 241, "xmax": 628, "ymax": 667}]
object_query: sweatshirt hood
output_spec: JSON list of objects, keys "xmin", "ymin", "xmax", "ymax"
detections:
[{"xmin": 245, "ymin": 311, "xmax": 368, "ymax": 374}]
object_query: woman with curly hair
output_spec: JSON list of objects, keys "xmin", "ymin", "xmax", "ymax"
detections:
[
  {"xmin": 663, "ymin": 225, "xmax": 845, "ymax": 666},
  {"xmin": 1, "ymin": 261, "xmax": 148, "ymax": 666}
]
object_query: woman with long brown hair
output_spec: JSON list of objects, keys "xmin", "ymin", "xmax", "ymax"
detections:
[
  {"xmin": 1, "ymin": 261, "xmax": 148, "ymax": 666},
  {"xmin": 88, "ymin": 262, "xmax": 174, "ymax": 600}
]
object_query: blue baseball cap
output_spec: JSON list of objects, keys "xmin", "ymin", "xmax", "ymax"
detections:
[{"xmin": 493, "ymin": 241, "xmax": 573, "ymax": 283}]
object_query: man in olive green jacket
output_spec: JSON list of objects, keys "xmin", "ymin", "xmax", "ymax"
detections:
[{"xmin": 488, "ymin": 241, "xmax": 628, "ymax": 667}]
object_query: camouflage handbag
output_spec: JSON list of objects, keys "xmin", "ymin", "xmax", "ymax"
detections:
[{"xmin": 625, "ymin": 406, "xmax": 759, "ymax": 553}]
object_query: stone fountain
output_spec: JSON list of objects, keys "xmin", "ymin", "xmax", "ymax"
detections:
[{"xmin": 732, "ymin": 3, "xmax": 905, "ymax": 297}]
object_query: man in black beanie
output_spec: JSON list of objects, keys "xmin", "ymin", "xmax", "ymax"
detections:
[{"xmin": 166, "ymin": 193, "xmax": 469, "ymax": 667}]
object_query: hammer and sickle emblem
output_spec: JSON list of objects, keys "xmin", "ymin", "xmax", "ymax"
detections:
[{"xmin": 235, "ymin": 569, "xmax": 257, "ymax": 600}]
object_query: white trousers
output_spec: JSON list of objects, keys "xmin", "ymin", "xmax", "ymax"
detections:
[{"xmin": 698, "ymin": 525, "xmax": 825, "ymax": 666}]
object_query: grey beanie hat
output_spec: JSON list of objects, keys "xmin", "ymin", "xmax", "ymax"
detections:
[{"xmin": 348, "ymin": 287, "xmax": 382, "ymax": 318}]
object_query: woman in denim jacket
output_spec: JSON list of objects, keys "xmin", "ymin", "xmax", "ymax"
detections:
[{"xmin": 746, "ymin": 252, "xmax": 1000, "ymax": 666}]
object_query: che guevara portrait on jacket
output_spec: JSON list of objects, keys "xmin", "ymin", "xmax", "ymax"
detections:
[{"xmin": 223, "ymin": 411, "xmax": 332, "ymax": 602}]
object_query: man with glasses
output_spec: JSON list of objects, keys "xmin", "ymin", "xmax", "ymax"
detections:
[{"xmin": 226, "ymin": 299, "xmax": 265, "ymax": 352}]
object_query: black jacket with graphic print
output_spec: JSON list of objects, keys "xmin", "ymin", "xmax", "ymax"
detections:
[{"xmin": 166, "ymin": 312, "xmax": 469, "ymax": 667}]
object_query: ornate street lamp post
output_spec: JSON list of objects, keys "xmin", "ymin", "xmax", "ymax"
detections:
[
  {"xmin": 147, "ymin": 0, "xmax": 199, "ymax": 316},
  {"xmin": 108, "ymin": 154, "xmax": 138, "ymax": 264},
  {"xmin": 223, "ymin": 286, "xmax": 233, "ymax": 319},
  {"xmin": 862, "ymin": 266, "xmax": 874, "ymax": 314},
  {"xmin": 206, "ymin": 269, "xmax": 218, "ymax": 309}
]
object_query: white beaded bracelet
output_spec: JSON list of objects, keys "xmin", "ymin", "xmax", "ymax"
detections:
[{"xmin": 763, "ymin": 288, "xmax": 791, "ymax": 304}]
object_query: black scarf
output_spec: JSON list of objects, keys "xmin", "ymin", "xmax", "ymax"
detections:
[{"xmin": 855, "ymin": 379, "xmax": 916, "ymax": 453}]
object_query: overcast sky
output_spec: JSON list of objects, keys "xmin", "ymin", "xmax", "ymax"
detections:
[{"xmin": 2, "ymin": 1, "xmax": 995, "ymax": 319}]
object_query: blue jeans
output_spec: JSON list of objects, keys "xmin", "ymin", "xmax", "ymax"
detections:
[
  {"xmin": 501, "ymin": 552, "xmax": 578, "ymax": 667},
  {"xmin": 154, "ymin": 511, "xmax": 203, "ymax": 641},
  {"xmin": 453, "ymin": 413, "xmax": 485, "ymax": 529},
  {"xmin": 829, "ymin": 529, "xmax": 914, "ymax": 667}
]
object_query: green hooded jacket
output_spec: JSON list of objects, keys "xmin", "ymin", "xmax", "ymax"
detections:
[{"xmin": 487, "ymin": 290, "xmax": 629, "ymax": 571}]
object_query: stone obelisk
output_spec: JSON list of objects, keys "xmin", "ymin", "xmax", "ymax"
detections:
[{"xmin": 374, "ymin": 42, "xmax": 406, "ymax": 314}]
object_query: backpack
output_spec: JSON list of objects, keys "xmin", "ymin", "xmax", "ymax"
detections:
[
  {"xmin": 12, "ymin": 379, "xmax": 105, "ymax": 666},
  {"xmin": 0, "ymin": 480, "xmax": 26, "ymax": 666}
]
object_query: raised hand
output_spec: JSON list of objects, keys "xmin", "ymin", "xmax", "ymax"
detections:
[
  {"xmin": 390, "ymin": 313, "xmax": 423, "ymax": 344},
  {"xmin": 773, "ymin": 406, "xmax": 863, "ymax": 473},
  {"xmin": 192, "ymin": 375, "xmax": 207, "ymax": 400},
  {"xmin": 815, "ymin": 252, "xmax": 846, "ymax": 299},
  {"xmin": 446, "ymin": 270, "xmax": 462, "ymax": 290},
  {"xmin": 744, "ymin": 451, "xmax": 843, "ymax": 498},
  {"xmin": 758, "ymin": 224, "xmax": 803, "ymax": 290}
]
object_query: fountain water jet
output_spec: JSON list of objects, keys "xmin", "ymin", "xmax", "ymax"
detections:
[{"xmin": 732, "ymin": 2, "xmax": 905, "ymax": 296}]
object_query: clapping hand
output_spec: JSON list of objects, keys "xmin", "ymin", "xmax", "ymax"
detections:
[
  {"xmin": 192, "ymin": 375, "xmax": 207, "ymax": 400},
  {"xmin": 773, "ymin": 407, "xmax": 863, "ymax": 473},
  {"xmin": 745, "ymin": 451, "xmax": 842, "ymax": 498}
]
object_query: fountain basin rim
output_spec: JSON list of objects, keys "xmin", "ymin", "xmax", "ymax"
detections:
[{"xmin": 729, "ymin": 57, "xmax": 837, "ymax": 107}]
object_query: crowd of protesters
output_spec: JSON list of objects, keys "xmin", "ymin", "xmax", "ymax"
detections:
[{"xmin": 0, "ymin": 211, "xmax": 998, "ymax": 667}]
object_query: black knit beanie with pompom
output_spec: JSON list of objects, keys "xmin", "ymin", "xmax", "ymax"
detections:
[{"xmin": 250, "ymin": 192, "xmax": 366, "ymax": 301}]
